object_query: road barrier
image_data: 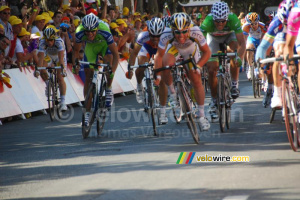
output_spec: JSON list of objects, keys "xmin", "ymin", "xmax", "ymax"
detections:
[{"xmin": 0, "ymin": 59, "xmax": 137, "ymax": 121}]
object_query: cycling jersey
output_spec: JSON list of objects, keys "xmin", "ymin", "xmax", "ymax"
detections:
[
  {"xmin": 200, "ymin": 13, "xmax": 242, "ymax": 37},
  {"xmin": 38, "ymin": 37, "xmax": 67, "ymax": 66},
  {"xmin": 75, "ymin": 22, "xmax": 114, "ymax": 68},
  {"xmin": 158, "ymin": 26, "xmax": 207, "ymax": 63},
  {"xmin": 242, "ymin": 22, "xmax": 266, "ymax": 39},
  {"xmin": 136, "ymin": 31, "xmax": 158, "ymax": 58},
  {"xmin": 38, "ymin": 37, "xmax": 65, "ymax": 56},
  {"xmin": 159, "ymin": 26, "xmax": 206, "ymax": 50},
  {"xmin": 287, "ymin": 6, "xmax": 300, "ymax": 36},
  {"xmin": 265, "ymin": 16, "xmax": 285, "ymax": 39},
  {"xmin": 75, "ymin": 22, "xmax": 113, "ymax": 45}
]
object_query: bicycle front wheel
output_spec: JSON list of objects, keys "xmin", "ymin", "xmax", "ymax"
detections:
[
  {"xmin": 282, "ymin": 80, "xmax": 299, "ymax": 151},
  {"xmin": 97, "ymin": 89, "xmax": 106, "ymax": 136},
  {"xmin": 146, "ymin": 79, "xmax": 157, "ymax": 136},
  {"xmin": 82, "ymin": 84, "xmax": 96, "ymax": 139},
  {"xmin": 177, "ymin": 82, "xmax": 199, "ymax": 144},
  {"xmin": 217, "ymin": 76, "xmax": 226, "ymax": 132},
  {"xmin": 47, "ymin": 80, "xmax": 55, "ymax": 121},
  {"xmin": 251, "ymin": 63, "xmax": 257, "ymax": 98}
]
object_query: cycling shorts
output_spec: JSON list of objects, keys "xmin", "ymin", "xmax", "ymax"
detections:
[
  {"xmin": 273, "ymin": 32, "xmax": 286, "ymax": 50},
  {"xmin": 246, "ymin": 36, "xmax": 260, "ymax": 48},
  {"xmin": 137, "ymin": 43, "xmax": 157, "ymax": 59},
  {"xmin": 83, "ymin": 41, "xmax": 108, "ymax": 69},
  {"xmin": 44, "ymin": 53, "xmax": 67, "ymax": 67},
  {"xmin": 207, "ymin": 32, "xmax": 237, "ymax": 62}
]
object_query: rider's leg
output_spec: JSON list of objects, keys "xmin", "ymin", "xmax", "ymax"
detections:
[
  {"xmin": 228, "ymin": 40, "xmax": 240, "ymax": 99},
  {"xmin": 271, "ymin": 43, "xmax": 284, "ymax": 108},
  {"xmin": 135, "ymin": 56, "xmax": 149, "ymax": 104},
  {"xmin": 207, "ymin": 60, "xmax": 219, "ymax": 121},
  {"xmin": 159, "ymin": 52, "xmax": 176, "ymax": 124}
]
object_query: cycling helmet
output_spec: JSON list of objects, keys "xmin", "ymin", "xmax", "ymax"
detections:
[
  {"xmin": 43, "ymin": 27, "xmax": 56, "ymax": 39},
  {"xmin": 81, "ymin": 13, "xmax": 99, "ymax": 31},
  {"xmin": 211, "ymin": 2, "xmax": 230, "ymax": 20},
  {"xmin": 162, "ymin": 16, "xmax": 171, "ymax": 28},
  {"xmin": 246, "ymin": 12, "xmax": 260, "ymax": 23},
  {"xmin": 170, "ymin": 12, "xmax": 191, "ymax": 30},
  {"xmin": 277, "ymin": 0, "xmax": 296, "ymax": 24},
  {"xmin": 147, "ymin": 17, "xmax": 164, "ymax": 35}
]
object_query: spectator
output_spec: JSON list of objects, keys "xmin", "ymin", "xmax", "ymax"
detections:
[
  {"xmin": 123, "ymin": 7, "xmax": 129, "ymax": 18},
  {"xmin": 238, "ymin": 12, "xmax": 246, "ymax": 26},
  {"xmin": 108, "ymin": 7, "xmax": 116, "ymax": 21},
  {"xmin": 0, "ymin": 24, "xmax": 4, "ymax": 35},
  {"xmin": 70, "ymin": 0, "xmax": 86, "ymax": 15},
  {"xmin": 0, "ymin": 5, "xmax": 13, "ymax": 40},
  {"xmin": 134, "ymin": 18, "xmax": 142, "ymax": 39},
  {"xmin": 116, "ymin": 19, "xmax": 127, "ymax": 34},
  {"xmin": 84, "ymin": 0, "xmax": 101, "ymax": 16},
  {"xmin": 18, "ymin": 28, "xmax": 37, "ymax": 67},
  {"xmin": 9, "ymin": 19, "xmax": 33, "ymax": 71},
  {"xmin": 62, "ymin": 5, "xmax": 73, "ymax": 16},
  {"xmin": 31, "ymin": 15, "xmax": 45, "ymax": 37},
  {"xmin": 53, "ymin": 11, "xmax": 63, "ymax": 29}
]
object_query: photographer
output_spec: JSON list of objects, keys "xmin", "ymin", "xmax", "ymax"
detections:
[{"xmin": 59, "ymin": 18, "xmax": 72, "ymax": 64}]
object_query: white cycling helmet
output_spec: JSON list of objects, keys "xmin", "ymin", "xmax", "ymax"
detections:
[
  {"xmin": 82, "ymin": 13, "xmax": 99, "ymax": 31},
  {"xmin": 211, "ymin": 2, "xmax": 230, "ymax": 20},
  {"xmin": 171, "ymin": 12, "xmax": 191, "ymax": 30},
  {"xmin": 43, "ymin": 27, "xmax": 56, "ymax": 40},
  {"xmin": 147, "ymin": 17, "xmax": 164, "ymax": 36}
]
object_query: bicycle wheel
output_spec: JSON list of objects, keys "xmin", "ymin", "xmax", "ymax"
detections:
[
  {"xmin": 82, "ymin": 83, "xmax": 96, "ymax": 139},
  {"xmin": 47, "ymin": 79, "xmax": 55, "ymax": 121},
  {"xmin": 54, "ymin": 78, "xmax": 62, "ymax": 119},
  {"xmin": 217, "ymin": 76, "xmax": 226, "ymax": 132},
  {"xmin": 225, "ymin": 83, "xmax": 231, "ymax": 129},
  {"xmin": 252, "ymin": 63, "xmax": 257, "ymax": 98},
  {"xmin": 146, "ymin": 79, "xmax": 157, "ymax": 136},
  {"xmin": 96, "ymin": 88, "xmax": 106, "ymax": 136},
  {"xmin": 153, "ymin": 85, "xmax": 161, "ymax": 125},
  {"xmin": 177, "ymin": 82, "xmax": 199, "ymax": 144},
  {"xmin": 282, "ymin": 80, "xmax": 299, "ymax": 151},
  {"xmin": 172, "ymin": 82, "xmax": 183, "ymax": 123}
]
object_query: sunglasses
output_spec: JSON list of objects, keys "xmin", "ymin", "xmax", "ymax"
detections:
[
  {"xmin": 2, "ymin": 12, "xmax": 10, "ymax": 15},
  {"xmin": 214, "ymin": 20, "xmax": 226, "ymax": 24},
  {"xmin": 251, "ymin": 23, "xmax": 258, "ymax": 26},
  {"xmin": 150, "ymin": 34, "xmax": 161, "ymax": 38},
  {"xmin": 85, "ymin": 30, "xmax": 97, "ymax": 33},
  {"xmin": 46, "ymin": 39, "xmax": 54, "ymax": 42},
  {"xmin": 173, "ymin": 29, "xmax": 188, "ymax": 35}
]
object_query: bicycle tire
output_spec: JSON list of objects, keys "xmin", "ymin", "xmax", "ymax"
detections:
[
  {"xmin": 217, "ymin": 76, "xmax": 226, "ymax": 132},
  {"xmin": 172, "ymin": 83, "xmax": 184, "ymax": 124},
  {"xmin": 177, "ymin": 82, "xmax": 199, "ymax": 144},
  {"xmin": 82, "ymin": 84, "xmax": 96, "ymax": 139},
  {"xmin": 47, "ymin": 79, "xmax": 55, "ymax": 121},
  {"xmin": 54, "ymin": 78, "xmax": 62, "ymax": 119},
  {"xmin": 282, "ymin": 80, "xmax": 299, "ymax": 151},
  {"xmin": 252, "ymin": 63, "xmax": 257, "ymax": 98},
  {"xmin": 146, "ymin": 79, "xmax": 157, "ymax": 136},
  {"xmin": 96, "ymin": 88, "xmax": 106, "ymax": 136}
]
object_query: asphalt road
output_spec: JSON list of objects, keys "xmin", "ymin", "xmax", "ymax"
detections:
[{"xmin": 1, "ymin": 73, "xmax": 300, "ymax": 200}]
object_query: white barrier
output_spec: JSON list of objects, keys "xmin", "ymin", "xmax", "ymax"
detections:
[{"xmin": 0, "ymin": 60, "xmax": 137, "ymax": 120}]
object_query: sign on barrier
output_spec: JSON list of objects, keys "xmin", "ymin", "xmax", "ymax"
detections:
[
  {"xmin": 22, "ymin": 67, "xmax": 48, "ymax": 109},
  {"xmin": 66, "ymin": 65, "xmax": 84, "ymax": 101},
  {"xmin": 6, "ymin": 69, "xmax": 45, "ymax": 113},
  {"xmin": 0, "ymin": 74, "xmax": 23, "ymax": 118}
]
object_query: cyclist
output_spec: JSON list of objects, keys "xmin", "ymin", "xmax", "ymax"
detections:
[
  {"xmin": 256, "ymin": 0, "xmax": 296, "ymax": 108},
  {"xmin": 284, "ymin": 0, "xmax": 300, "ymax": 99},
  {"xmin": 35, "ymin": 26, "xmax": 68, "ymax": 111},
  {"xmin": 243, "ymin": 12, "xmax": 266, "ymax": 80},
  {"xmin": 200, "ymin": 2, "xmax": 245, "ymax": 121},
  {"xmin": 73, "ymin": 13, "xmax": 119, "ymax": 126},
  {"xmin": 154, "ymin": 12, "xmax": 211, "ymax": 130},
  {"xmin": 126, "ymin": 18, "xmax": 168, "ymax": 122}
]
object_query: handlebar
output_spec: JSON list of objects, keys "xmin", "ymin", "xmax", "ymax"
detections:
[
  {"xmin": 129, "ymin": 62, "xmax": 154, "ymax": 69},
  {"xmin": 211, "ymin": 52, "xmax": 237, "ymax": 57},
  {"xmin": 259, "ymin": 54, "xmax": 300, "ymax": 64}
]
